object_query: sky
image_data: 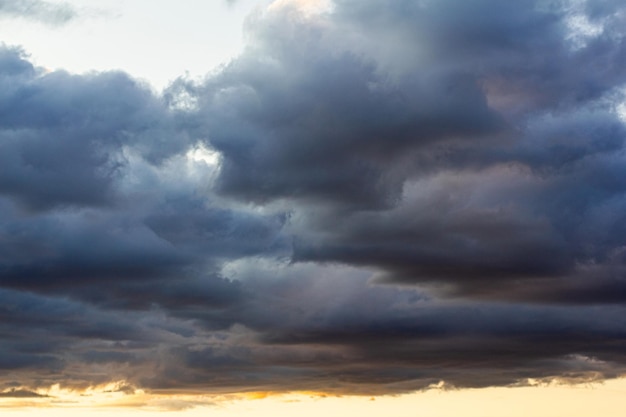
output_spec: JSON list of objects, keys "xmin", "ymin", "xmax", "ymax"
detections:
[
  {"xmin": 0, "ymin": 0, "xmax": 259, "ymax": 89},
  {"xmin": 1, "ymin": 0, "xmax": 626, "ymax": 415}
]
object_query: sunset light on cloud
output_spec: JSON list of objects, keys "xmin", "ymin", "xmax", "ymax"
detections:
[{"xmin": 2, "ymin": 0, "xmax": 626, "ymax": 415}]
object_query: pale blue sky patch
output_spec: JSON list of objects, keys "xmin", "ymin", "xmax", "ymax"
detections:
[{"xmin": 0, "ymin": 0, "xmax": 263, "ymax": 90}]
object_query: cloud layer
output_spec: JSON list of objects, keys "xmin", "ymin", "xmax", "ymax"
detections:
[{"xmin": 1, "ymin": 0, "xmax": 626, "ymax": 400}]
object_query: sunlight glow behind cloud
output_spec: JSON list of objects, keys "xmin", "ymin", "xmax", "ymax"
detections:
[{"xmin": 2, "ymin": 378, "xmax": 626, "ymax": 416}]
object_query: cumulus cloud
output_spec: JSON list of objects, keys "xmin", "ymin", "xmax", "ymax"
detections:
[
  {"xmin": 1, "ymin": 0, "xmax": 626, "ymax": 401},
  {"xmin": 0, "ymin": 47, "xmax": 185, "ymax": 210}
]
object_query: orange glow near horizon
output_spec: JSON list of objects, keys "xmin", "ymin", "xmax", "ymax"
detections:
[{"xmin": 2, "ymin": 377, "xmax": 626, "ymax": 417}]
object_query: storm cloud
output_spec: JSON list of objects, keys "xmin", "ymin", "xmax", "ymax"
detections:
[{"xmin": 1, "ymin": 0, "xmax": 626, "ymax": 401}]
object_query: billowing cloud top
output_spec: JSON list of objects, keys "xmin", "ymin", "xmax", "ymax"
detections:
[{"xmin": 1, "ymin": 0, "xmax": 626, "ymax": 403}]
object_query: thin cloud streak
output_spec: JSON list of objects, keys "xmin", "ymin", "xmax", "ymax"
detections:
[{"xmin": 0, "ymin": 0, "xmax": 76, "ymax": 25}]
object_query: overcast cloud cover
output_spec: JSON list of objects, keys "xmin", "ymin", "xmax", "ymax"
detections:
[{"xmin": 2, "ymin": 0, "xmax": 626, "ymax": 400}]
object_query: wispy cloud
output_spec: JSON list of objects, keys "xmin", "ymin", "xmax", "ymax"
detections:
[
  {"xmin": 0, "ymin": 0, "xmax": 76, "ymax": 25},
  {"xmin": 0, "ymin": 388, "xmax": 48, "ymax": 398}
]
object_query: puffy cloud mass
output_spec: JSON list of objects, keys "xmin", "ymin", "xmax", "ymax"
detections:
[{"xmin": 2, "ymin": 0, "xmax": 626, "ymax": 402}]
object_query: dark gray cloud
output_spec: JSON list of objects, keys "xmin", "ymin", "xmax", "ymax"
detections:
[
  {"xmin": 0, "ymin": 389, "xmax": 48, "ymax": 398},
  {"xmin": 0, "ymin": 47, "xmax": 287, "ymax": 313},
  {"xmin": 137, "ymin": 268, "xmax": 626, "ymax": 393},
  {"xmin": 196, "ymin": 22, "xmax": 503, "ymax": 208},
  {"xmin": 214, "ymin": 0, "xmax": 626, "ymax": 304},
  {"xmin": 0, "ymin": 0, "xmax": 76, "ymax": 25},
  {"xmin": 0, "ymin": 46, "xmax": 188, "ymax": 210},
  {"xmin": 1, "ymin": 0, "xmax": 626, "ymax": 402}
]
